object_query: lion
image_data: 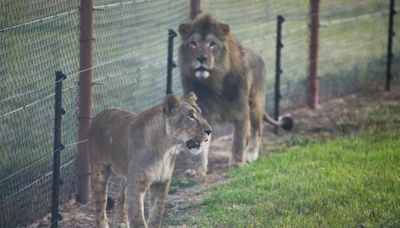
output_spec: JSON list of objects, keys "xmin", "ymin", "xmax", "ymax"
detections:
[
  {"xmin": 89, "ymin": 92, "xmax": 212, "ymax": 228},
  {"xmin": 178, "ymin": 13, "xmax": 292, "ymax": 174}
]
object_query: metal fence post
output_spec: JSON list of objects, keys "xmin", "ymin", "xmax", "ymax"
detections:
[
  {"xmin": 51, "ymin": 71, "xmax": 66, "ymax": 228},
  {"xmin": 385, "ymin": 0, "xmax": 396, "ymax": 92},
  {"xmin": 274, "ymin": 15, "xmax": 285, "ymax": 134},
  {"xmin": 191, "ymin": 0, "xmax": 201, "ymax": 19},
  {"xmin": 77, "ymin": 0, "xmax": 93, "ymax": 203},
  {"xmin": 308, "ymin": 0, "xmax": 320, "ymax": 109},
  {"xmin": 166, "ymin": 29, "xmax": 177, "ymax": 95}
]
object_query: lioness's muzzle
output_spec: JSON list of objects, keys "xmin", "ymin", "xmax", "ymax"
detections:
[{"xmin": 186, "ymin": 139, "xmax": 201, "ymax": 149}]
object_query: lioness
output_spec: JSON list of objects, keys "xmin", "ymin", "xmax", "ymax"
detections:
[
  {"xmin": 178, "ymin": 13, "xmax": 292, "ymax": 173},
  {"xmin": 89, "ymin": 92, "xmax": 211, "ymax": 228}
]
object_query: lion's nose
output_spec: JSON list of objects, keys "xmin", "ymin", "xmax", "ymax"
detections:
[
  {"xmin": 197, "ymin": 55, "xmax": 207, "ymax": 63},
  {"xmin": 204, "ymin": 129, "xmax": 212, "ymax": 135}
]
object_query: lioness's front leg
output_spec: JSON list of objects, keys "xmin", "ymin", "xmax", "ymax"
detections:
[
  {"xmin": 147, "ymin": 180, "xmax": 171, "ymax": 228},
  {"xmin": 126, "ymin": 181, "xmax": 148, "ymax": 228},
  {"xmin": 195, "ymin": 137, "xmax": 211, "ymax": 176}
]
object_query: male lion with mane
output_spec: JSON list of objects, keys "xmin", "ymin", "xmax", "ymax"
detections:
[
  {"xmin": 89, "ymin": 92, "xmax": 211, "ymax": 228},
  {"xmin": 178, "ymin": 13, "xmax": 292, "ymax": 174}
]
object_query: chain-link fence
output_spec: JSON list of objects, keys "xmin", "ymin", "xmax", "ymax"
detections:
[
  {"xmin": 202, "ymin": 0, "xmax": 399, "ymax": 112},
  {"xmin": 91, "ymin": 0, "xmax": 189, "ymax": 114},
  {"xmin": 0, "ymin": 1, "xmax": 80, "ymax": 227},
  {"xmin": 0, "ymin": 0, "xmax": 398, "ymax": 227}
]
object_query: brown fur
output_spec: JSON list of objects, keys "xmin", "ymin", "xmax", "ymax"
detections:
[
  {"xmin": 89, "ymin": 93, "xmax": 211, "ymax": 228},
  {"xmin": 178, "ymin": 13, "xmax": 271, "ymax": 171}
]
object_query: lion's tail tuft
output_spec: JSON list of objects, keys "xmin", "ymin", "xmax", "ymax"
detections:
[
  {"xmin": 263, "ymin": 113, "xmax": 294, "ymax": 131},
  {"xmin": 280, "ymin": 116, "xmax": 294, "ymax": 131}
]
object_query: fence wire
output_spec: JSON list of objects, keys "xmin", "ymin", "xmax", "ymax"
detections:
[
  {"xmin": 92, "ymin": 0, "xmax": 189, "ymax": 114},
  {"xmin": 0, "ymin": 0, "xmax": 79, "ymax": 227},
  {"xmin": 0, "ymin": 0, "xmax": 399, "ymax": 227},
  {"xmin": 202, "ymin": 0, "xmax": 399, "ymax": 112}
]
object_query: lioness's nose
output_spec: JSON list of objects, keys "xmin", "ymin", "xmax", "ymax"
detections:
[
  {"xmin": 204, "ymin": 129, "xmax": 212, "ymax": 135},
  {"xmin": 197, "ymin": 55, "xmax": 207, "ymax": 63}
]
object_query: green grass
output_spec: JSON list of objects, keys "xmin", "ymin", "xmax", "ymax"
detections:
[
  {"xmin": 169, "ymin": 176, "xmax": 196, "ymax": 194},
  {"xmin": 190, "ymin": 105, "xmax": 400, "ymax": 227}
]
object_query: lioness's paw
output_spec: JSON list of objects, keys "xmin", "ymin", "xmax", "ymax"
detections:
[
  {"xmin": 114, "ymin": 223, "xmax": 129, "ymax": 228},
  {"xmin": 195, "ymin": 166, "xmax": 208, "ymax": 176},
  {"xmin": 97, "ymin": 221, "xmax": 109, "ymax": 228}
]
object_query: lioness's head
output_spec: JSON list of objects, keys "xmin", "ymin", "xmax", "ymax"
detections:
[
  {"xmin": 162, "ymin": 92, "xmax": 212, "ymax": 155},
  {"xmin": 178, "ymin": 13, "xmax": 233, "ymax": 80}
]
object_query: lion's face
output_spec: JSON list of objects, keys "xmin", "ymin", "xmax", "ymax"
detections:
[
  {"xmin": 179, "ymin": 14, "xmax": 230, "ymax": 80},
  {"xmin": 163, "ymin": 92, "xmax": 212, "ymax": 155},
  {"xmin": 181, "ymin": 33, "xmax": 225, "ymax": 79}
]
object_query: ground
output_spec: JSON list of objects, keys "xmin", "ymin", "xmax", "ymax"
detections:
[{"xmin": 28, "ymin": 81, "xmax": 399, "ymax": 227}]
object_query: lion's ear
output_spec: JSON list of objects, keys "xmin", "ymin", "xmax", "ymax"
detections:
[
  {"xmin": 216, "ymin": 22, "xmax": 230, "ymax": 36},
  {"xmin": 178, "ymin": 22, "xmax": 192, "ymax": 37},
  {"xmin": 185, "ymin": 92, "xmax": 198, "ymax": 103},
  {"xmin": 163, "ymin": 94, "xmax": 181, "ymax": 115}
]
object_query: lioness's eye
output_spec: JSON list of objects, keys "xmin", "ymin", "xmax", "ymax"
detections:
[
  {"xmin": 187, "ymin": 112, "xmax": 195, "ymax": 119},
  {"xmin": 190, "ymin": 41, "xmax": 197, "ymax": 47},
  {"xmin": 210, "ymin": 41, "xmax": 216, "ymax": 47}
]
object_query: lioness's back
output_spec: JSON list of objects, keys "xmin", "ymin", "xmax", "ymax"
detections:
[{"xmin": 89, "ymin": 109, "xmax": 137, "ymax": 162}]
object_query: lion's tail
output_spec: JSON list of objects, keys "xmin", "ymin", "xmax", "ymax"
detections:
[{"xmin": 263, "ymin": 113, "xmax": 294, "ymax": 131}]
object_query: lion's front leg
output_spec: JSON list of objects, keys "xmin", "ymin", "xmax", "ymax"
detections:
[
  {"xmin": 231, "ymin": 115, "xmax": 250, "ymax": 166},
  {"xmin": 147, "ymin": 180, "xmax": 171, "ymax": 228},
  {"xmin": 126, "ymin": 181, "xmax": 148, "ymax": 228},
  {"xmin": 246, "ymin": 97, "xmax": 265, "ymax": 163}
]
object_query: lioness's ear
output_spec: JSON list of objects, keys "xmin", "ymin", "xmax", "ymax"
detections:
[
  {"xmin": 163, "ymin": 94, "xmax": 181, "ymax": 115},
  {"xmin": 216, "ymin": 22, "xmax": 230, "ymax": 36},
  {"xmin": 185, "ymin": 92, "xmax": 198, "ymax": 103},
  {"xmin": 178, "ymin": 22, "xmax": 192, "ymax": 37}
]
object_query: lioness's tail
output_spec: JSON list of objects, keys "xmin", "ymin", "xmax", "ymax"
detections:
[{"xmin": 263, "ymin": 113, "xmax": 294, "ymax": 131}]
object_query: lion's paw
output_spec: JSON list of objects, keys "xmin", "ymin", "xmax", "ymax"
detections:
[
  {"xmin": 246, "ymin": 152, "xmax": 259, "ymax": 163},
  {"xmin": 183, "ymin": 169, "xmax": 197, "ymax": 177},
  {"xmin": 229, "ymin": 159, "xmax": 247, "ymax": 169}
]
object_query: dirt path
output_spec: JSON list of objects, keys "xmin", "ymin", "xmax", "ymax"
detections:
[{"xmin": 29, "ymin": 81, "xmax": 399, "ymax": 227}]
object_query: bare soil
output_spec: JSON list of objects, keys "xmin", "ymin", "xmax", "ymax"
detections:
[{"xmin": 29, "ymin": 81, "xmax": 400, "ymax": 228}]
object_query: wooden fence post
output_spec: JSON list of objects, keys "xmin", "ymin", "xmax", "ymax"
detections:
[
  {"xmin": 308, "ymin": 0, "xmax": 320, "ymax": 109},
  {"xmin": 77, "ymin": 0, "xmax": 93, "ymax": 203},
  {"xmin": 191, "ymin": 0, "xmax": 201, "ymax": 19}
]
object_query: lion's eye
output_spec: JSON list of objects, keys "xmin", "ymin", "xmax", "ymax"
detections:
[
  {"xmin": 190, "ymin": 41, "xmax": 197, "ymax": 48},
  {"xmin": 209, "ymin": 41, "xmax": 216, "ymax": 47}
]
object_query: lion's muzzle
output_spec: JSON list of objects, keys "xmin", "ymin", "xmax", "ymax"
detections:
[
  {"xmin": 195, "ymin": 69, "xmax": 210, "ymax": 79},
  {"xmin": 194, "ymin": 59, "xmax": 210, "ymax": 79}
]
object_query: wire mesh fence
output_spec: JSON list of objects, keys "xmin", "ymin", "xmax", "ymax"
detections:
[
  {"xmin": 92, "ymin": 0, "xmax": 189, "ymax": 114},
  {"xmin": 0, "ymin": 0, "xmax": 398, "ymax": 227},
  {"xmin": 0, "ymin": 1, "xmax": 79, "ymax": 227},
  {"xmin": 202, "ymin": 0, "xmax": 399, "ymax": 112}
]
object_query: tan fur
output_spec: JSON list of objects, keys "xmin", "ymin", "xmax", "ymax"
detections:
[
  {"xmin": 89, "ymin": 93, "xmax": 211, "ymax": 228},
  {"xmin": 178, "ymin": 13, "xmax": 271, "ymax": 171}
]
